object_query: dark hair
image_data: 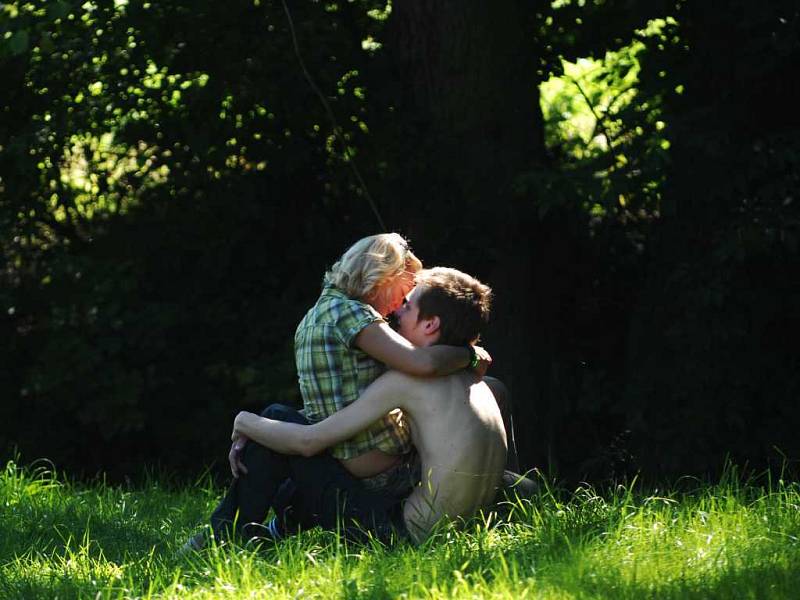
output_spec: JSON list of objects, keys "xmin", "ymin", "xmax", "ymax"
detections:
[{"xmin": 415, "ymin": 267, "xmax": 492, "ymax": 346}]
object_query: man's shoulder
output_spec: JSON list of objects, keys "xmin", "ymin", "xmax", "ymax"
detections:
[
  {"xmin": 380, "ymin": 369, "xmax": 476, "ymax": 386},
  {"xmin": 376, "ymin": 370, "xmax": 472, "ymax": 404},
  {"xmin": 373, "ymin": 370, "xmax": 418, "ymax": 388},
  {"xmin": 369, "ymin": 370, "xmax": 434, "ymax": 398}
]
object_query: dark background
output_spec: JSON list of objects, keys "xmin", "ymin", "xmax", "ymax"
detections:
[{"xmin": 2, "ymin": 0, "xmax": 798, "ymax": 483}]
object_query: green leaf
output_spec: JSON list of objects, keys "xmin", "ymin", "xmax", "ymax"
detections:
[
  {"xmin": 8, "ymin": 30, "xmax": 29, "ymax": 56},
  {"xmin": 47, "ymin": 1, "xmax": 72, "ymax": 20},
  {"xmin": 39, "ymin": 33, "xmax": 55, "ymax": 55}
]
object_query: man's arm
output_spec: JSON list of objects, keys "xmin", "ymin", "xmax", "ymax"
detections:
[{"xmin": 233, "ymin": 371, "xmax": 413, "ymax": 457}]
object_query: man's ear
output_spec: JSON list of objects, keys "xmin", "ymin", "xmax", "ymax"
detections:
[{"xmin": 422, "ymin": 315, "xmax": 441, "ymax": 335}]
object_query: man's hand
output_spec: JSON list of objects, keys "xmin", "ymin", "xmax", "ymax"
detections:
[
  {"xmin": 472, "ymin": 345, "xmax": 492, "ymax": 378},
  {"xmin": 229, "ymin": 434, "xmax": 249, "ymax": 478},
  {"xmin": 229, "ymin": 411, "xmax": 256, "ymax": 478}
]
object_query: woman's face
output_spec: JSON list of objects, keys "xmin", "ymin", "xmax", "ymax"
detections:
[{"xmin": 368, "ymin": 268, "xmax": 416, "ymax": 317}]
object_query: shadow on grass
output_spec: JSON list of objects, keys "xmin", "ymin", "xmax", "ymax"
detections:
[
  {"xmin": 0, "ymin": 496, "xmax": 166, "ymax": 562},
  {"xmin": 0, "ymin": 563, "xmax": 131, "ymax": 600},
  {"xmin": 553, "ymin": 560, "xmax": 800, "ymax": 600},
  {"xmin": 490, "ymin": 528, "xmax": 800, "ymax": 600},
  {"xmin": 0, "ymin": 460, "xmax": 215, "ymax": 566},
  {"xmin": 332, "ymin": 509, "xmax": 800, "ymax": 600}
]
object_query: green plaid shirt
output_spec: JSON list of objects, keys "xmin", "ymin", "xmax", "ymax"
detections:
[{"xmin": 294, "ymin": 284, "xmax": 411, "ymax": 460}]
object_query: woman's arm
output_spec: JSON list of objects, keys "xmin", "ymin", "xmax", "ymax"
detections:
[
  {"xmin": 355, "ymin": 321, "xmax": 478, "ymax": 376},
  {"xmin": 234, "ymin": 371, "xmax": 411, "ymax": 457}
]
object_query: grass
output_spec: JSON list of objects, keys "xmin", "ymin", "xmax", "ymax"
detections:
[{"xmin": 1, "ymin": 459, "xmax": 799, "ymax": 599}]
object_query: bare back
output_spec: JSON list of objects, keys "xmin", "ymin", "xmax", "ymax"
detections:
[{"xmin": 397, "ymin": 371, "xmax": 507, "ymax": 541}]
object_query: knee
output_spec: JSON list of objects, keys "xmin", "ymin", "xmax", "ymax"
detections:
[
  {"xmin": 259, "ymin": 403, "xmax": 308, "ymax": 425},
  {"xmin": 260, "ymin": 403, "xmax": 296, "ymax": 420}
]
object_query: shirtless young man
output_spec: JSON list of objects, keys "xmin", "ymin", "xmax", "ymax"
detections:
[{"xmin": 232, "ymin": 267, "xmax": 510, "ymax": 542}]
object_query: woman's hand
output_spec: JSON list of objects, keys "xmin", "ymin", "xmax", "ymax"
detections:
[{"xmin": 471, "ymin": 345, "xmax": 492, "ymax": 378}]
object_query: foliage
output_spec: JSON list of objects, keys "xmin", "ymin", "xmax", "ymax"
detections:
[
  {"xmin": 1, "ymin": 0, "xmax": 380, "ymax": 476},
  {"xmin": 512, "ymin": 0, "xmax": 800, "ymax": 479},
  {"xmin": 1, "ymin": 0, "xmax": 799, "ymax": 480}
]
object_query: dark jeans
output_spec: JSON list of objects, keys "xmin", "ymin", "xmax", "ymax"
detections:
[{"xmin": 210, "ymin": 404, "xmax": 405, "ymax": 544}]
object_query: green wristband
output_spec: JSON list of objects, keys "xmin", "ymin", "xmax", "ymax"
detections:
[{"xmin": 467, "ymin": 345, "xmax": 479, "ymax": 370}]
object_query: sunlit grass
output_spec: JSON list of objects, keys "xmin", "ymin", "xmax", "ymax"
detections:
[{"xmin": 1, "ymin": 458, "xmax": 798, "ymax": 599}]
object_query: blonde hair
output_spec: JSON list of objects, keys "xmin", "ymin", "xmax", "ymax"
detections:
[{"xmin": 324, "ymin": 233, "xmax": 422, "ymax": 300}]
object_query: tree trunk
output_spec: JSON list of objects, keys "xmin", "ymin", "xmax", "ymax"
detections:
[{"xmin": 373, "ymin": 1, "xmax": 555, "ymax": 470}]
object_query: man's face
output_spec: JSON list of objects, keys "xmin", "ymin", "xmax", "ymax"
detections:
[{"xmin": 394, "ymin": 285, "xmax": 430, "ymax": 346}]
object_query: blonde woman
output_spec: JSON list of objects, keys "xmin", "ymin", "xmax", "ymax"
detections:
[{"xmin": 199, "ymin": 233, "xmax": 488, "ymax": 546}]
